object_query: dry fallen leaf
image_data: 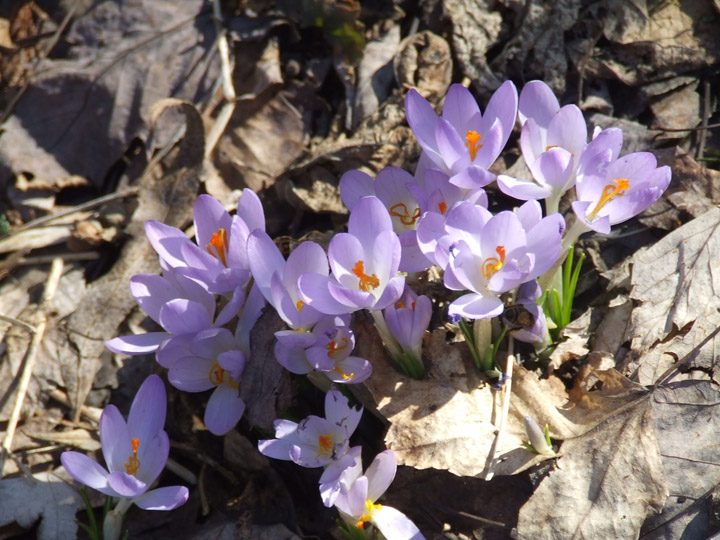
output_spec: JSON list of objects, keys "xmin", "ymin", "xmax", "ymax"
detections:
[
  {"xmin": 629, "ymin": 207, "xmax": 720, "ymax": 384},
  {"xmin": 0, "ymin": 468, "xmax": 83, "ymax": 540},
  {"xmin": 515, "ymin": 391, "xmax": 667, "ymax": 540}
]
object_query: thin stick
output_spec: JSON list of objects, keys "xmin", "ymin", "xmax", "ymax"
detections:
[
  {"xmin": 0, "ymin": 314, "xmax": 37, "ymax": 334},
  {"xmin": 0, "ymin": 257, "xmax": 64, "ymax": 478},
  {"xmin": 204, "ymin": 0, "xmax": 236, "ymax": 158},
  {"xmin": 484, "ymin": 338, "xmax": 515, "ymax": 481}
]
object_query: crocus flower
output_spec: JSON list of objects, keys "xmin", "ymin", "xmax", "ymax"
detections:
[
  {"xmin": 304, "ymin": 320, "xmax": 373, "ymax": 384},
  {"xmin": 340, "ymin": 166, "xmax": 428, "ymax": 272},
  {"xmin": 105, "ymin": 267, "xmax": 244, "ymax": 368},
  {"xmin": 61, "ymin": 375, "xmax": 188, "ymax": 540},
  {"xmin": 298, "ymin": 196, "xmax": 405, "ymax": 314},
  {"xmin": 258, "ymin": 389, "xmax": 362, "ymax": 468},
  {"xmin": 571, "ymin": 149, "xmax": 671, "ymax": 235},
  {"xmin": 246, "ymin": 230, "xmax": 325, "ymax": 330},
  {"xmin": 440, "ymin": 200, "xmax": 565, "ymax": 320},
  {"xmin": 382, "ymin": 286, "xmax": 432, "ymax": 376},
  {"xmin": 497, "ymin": 81, "xmax": 588, "ymax": 213},
  {"xmin": 168, "ymin": 328, "xmax": 246, "ymax": 435},
  {"xmin": 273, "ymin": 315, "xmax": 351, "ymax": 375},
  {"xmin": 145, "ymin": 189, "xmax": 265, "ymax": 294},
  {"xmin": 405, "ymin": 81, "xmax": 517, "ymax": 190},
  {"xmin": 333, "ymin": 449, "xmax": 425, "ymax": 539}
]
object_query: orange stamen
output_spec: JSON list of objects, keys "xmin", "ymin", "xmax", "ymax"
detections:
[
  {"xmin": 318, "ymin": 434, "xmax": 333, "ymax": 456},
  {"xmin": 355, "ymin": 499, "xmax": 382, "ymax": 529},
  {"xmin": 481, "ymin": 246, "xmax": 506, "ymax": 279},
  {"xmin": 438, "ymin": 201, "xmax": 448, "ymax": 215},
  {"xmin": 389, "ymin": 203, "xmax": 421, "ymax": 226},
  {"xmin": 588, "ymin": 178, "xmax": 630, "ymax": 220},
  {"xmin": 352, "ymin": 261, "xmax": 380, "ymax": 292},
  {"xmin": 334, "ymin": 365, "xmax": 354, "ymax": 380},
  {"xmin": 395, "ymin": 300, "xmax": 406, "ymax": 309},
  {"xmin": 466, "ymin": 130, "xmax": 483, "ymax": 161},
  {"xmin": 545, "ymin": 144, "xmax": 558, "ymax": 151},
  {"xmin": 124, "ymin": 437, "xmax": 141, "ymax": 475},
  {"xmin": 296, "ymin": 299, "xmax": 304, "ymax": 312},
  {"xmin": 326, "ymin": 337, "xmax": 349, "ymax": 358},
  {"xmin": 209, "ymin": 362, "xmax": 238, "ymax": 388},
  {"xmin": 206, "ymin": 228, "xmax": 229, "ymax": 267}
]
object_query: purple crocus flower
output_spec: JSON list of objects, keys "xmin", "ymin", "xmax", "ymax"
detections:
[
  {"xmin": 383, "ymin": 286, "xmax": 432, "ymax": 364},
  {"xmin": 298, "ymin": 196, "xmax": 405, "ymax": 314},
  {"xmin": 340, "ymin": 166, "xmax": 428, "ymax": 272},
  {"xmin": 167, "ymin": 328, "xmax": 246, "ymax": 435},
  {"xmin": 145, "ymin": 189, "xmax": 265, "ymax": 295},
  {"xmin": 502, "ymin": 280, "xmax": 550, "ymax": 347},
  {"xmin": 105, "ymin": 267, "xmax": 244, "ymax": 368},
  {"xmin": 333, "ymin": 449, "xmax": 424, "ymax": 539},
  {"xmin": 61, "ymin": 375, "xmax": 188, "ymax": 539},
  {"xmin": 246, "ymin": 230, "xmax": 325, "ymax": 331},
  {"xmin": 405, "ymin": 81, "xmax": 517, "ymax": 190},
  {"xmin": 440, "ymin": 200, "xmax": 565, "ymax": 320},
  {"xmin": 304, "ymin": 320, "xmax": 373, "ymax": 384},
  {"xmin": 497, "ymin": 81, "xmax": 589, "ymax": 213},
  {"xmin": 571, "ymin": 149, "xmax": 671, "ymax": 235},
  {"xmin": 258, "ymin": 389, "xmax": 362, "ymax": 468}
]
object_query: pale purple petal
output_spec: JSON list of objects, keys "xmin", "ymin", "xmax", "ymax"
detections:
[
  {"xmin": 348, "ymin": 196, "xmax": 393, "ymax": 254},
  {"xmin": 128, "ymin": 374, "xmax": 166, "ymax": 446},
  {"xmin": 448, "ymin": 293, "xmax": 503, "ymax": 320},
  {"xmin": 340, "ymin": 169, "xmax": 376, "ymax": 210},
  {"xmin": 519, "ymin": 80, "xmax": 559, "ymax": 126},
  {"xmin": 546, "ymin": 104, "xmax": 587, "ymax": 158},
  {"xmin": 105, "ymin": 332, "xmax": 166, "ymax": 356},
  {"xmin": 435, "ymin": 118, "xmax": 468, "ymax": 171},
  {"xmin": 159, "ymin": 299, "xmax": 212, "ymax": 335},
  {"xmin": 372, "ymin": 276, "xmax": 406, "ymax": 312},
  {"xmin": 526, "ymin": 214, "xmax": 565, "ymax": 277},
  {"xmin": 327, "ymin": 356, "xmax": 372, "ymax": 384},
  {"xmin": 205, "ymin": 384, "xmax": 245, "ymax": 435},
  {"xmin": 247, "ymin": 230, "xmax": 285, "ymax": 300},
  {"xmin": 298, "ymin": 274, "xmax": 354, "ymax": 315},
  {"xmin": 274, "ymin": 341, "xmax": 312, "ymax": 374},
  {"xmin": 449, "ymin": 165, "xmax": 495, "ymax": 189},
  {"xmin": 373, "ymin": 506, "xmax": 426, "ymax": 540},
  {"xmin": 107, "ymin": 471, "xmax": 147, "ymax": 498},
  {"xmin": 527, "ymin": 147, "xmax": 574, "ymax": 190},
  {"xmin": 100, "ymin": 405, "xmax": 132, "ymax": 474},
  {"xmin": 236, "ymin": 188, "xmax": 266, "ymax": 234},
  {"xmin": 193, "ymin": 194, "xmax": 232, "ymax": 250},
  {"xmin": 145, "ymin": 221, "xmax": 191, "ymax": 268},
  {"xmin": 135, "ymin": 431, "xmax": 169, "ymax": 487},
  {"xmin": 130, "ymin": 274, "xmax": 176, "ymax": 323},
  {"xmin": 572, "ymin": 200, "xmax": 610, "ymax": 234},
  {"xmin": 61, "ymin": 452, "xmax": 113, "ymax": 495},
  {"xmin": 169, "ymin": 356, "xmax": 215, "ymax": 392},
  {"xmin": 337, "ymin": 475, "xmax": 368, "ymax": 519},
  {"xmin": 325, "ymin": 389, "xmax": 362, "ymax": 436},
  {"xmin": 366, "ymin": 450, "xmax": 396, "ymax": 502},
  {"xmin": 133, "ymin": 486, "xmax": 189, "ymax": 510},
  {"xmin": 405, "ymin": 89, "xmax": 443, "ymax": 164}
]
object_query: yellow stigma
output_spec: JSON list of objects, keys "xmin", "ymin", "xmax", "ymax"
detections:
[
  {"xmin": 352, "ymin": 261, "xmax": 380, "ymax": 292},
  {"xmin": 326, "ymin": 337, "xmax": 349, "ymax": 358},
  {"xmin": 333, "ymin": 365, "xmax": 355, "ymax": 380},
  {"xmin": 481, "ymin": 246, "xmax": 506, "ymax": 280},
  {"xmin": 206, "ymin": 228, "xmax": 229, "ymax": 267},
  {"xmin": 209, "ymin": 362, "xmax": 238, "ymax": 388},
  {"xmin": 465, "ymin": 130, "xmax": 483, "ymax": 161},
  {"xmin": 124, "ymin": 437, "xmax": 141, "ymax": 475},
  {"xmin": 355, "ymin": 499, "xmax": 383, "ymax": 529},
  {"xmin": 389, "ymin": 203, "xmax": 421, "ymax": 226},
  {"xmin": 588, "ymin": 178, "xmax": 630, "ymax": 220}
]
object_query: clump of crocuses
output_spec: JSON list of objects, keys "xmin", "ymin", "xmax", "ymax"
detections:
[{"xmin": 90, "ymin": 75, "xmax": 671, "ymax": 539}]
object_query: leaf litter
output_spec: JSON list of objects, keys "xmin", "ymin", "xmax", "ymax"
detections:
[{"xmin": 1, "ymin": 0, "xmax": 720, "ymax": 539}]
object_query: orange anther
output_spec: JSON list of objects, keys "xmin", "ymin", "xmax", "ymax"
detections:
[
  {"xmin": 438, "ymin": 201, "xmax": 448, "ymax": 215},
  {"xmin": 389, "ymin": 203, "xmax": 421, "ymax": 226},
  {"xmin": 588, "ymin": 178, "xmax": 630, "ymax": 220},
  {"xmin": 124, "ymin": 437, "xmax": 141, "ymax": 475},
  {"xmin": 466, "ymin": 130, "xmax": 483, "ymax": 161},
  {"xmin": 206, "ymin": 228, "xmax": 229, "ymax": 267},
  {"xmin": 326, "ymin": 337, "xmax": 349, "ymax": 358},
  {"xmin": 481, "ymin": 246, "xmax": 506, "ymax": 279},
  {"xmin": 352, "ymin": 261, "xmax": 380, "ymax": 292}
]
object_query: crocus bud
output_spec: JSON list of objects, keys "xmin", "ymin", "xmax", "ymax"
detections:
[{"xmin": 524, "ymin": 415, "xmax": 555, "ymax": 456}]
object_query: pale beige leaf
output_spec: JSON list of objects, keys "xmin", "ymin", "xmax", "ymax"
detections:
[
  {"xmin": 31, "ymin": 428, "xmax": 101, "ymax": 452},
  {"xmin": 629, "ymin": 208, "xmax": 720, "ymax": 356},
  {"xmin": 515, "ymin": 394, "xmax": 667, "ymax": 540}
]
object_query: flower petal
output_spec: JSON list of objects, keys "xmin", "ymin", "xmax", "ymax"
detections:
[
  {"xmin": 128, "ymin": 374, "xmax": 167, "ymax": 445},
  {"xmin": 107, "ymin": 471, "xmax": 147, "ymax": 498},
  {"xmin": 204, "ymin": 384, "xmax": 245, "ymax": 435},
  {"xmin": 372, "ymin": 506, "xmax": 425, "ymax": 540},
  {"xmin": 100, "ymin": 405, "xmax": 131, "ymax": 474},
  {"xmin": 61, "ymin": 452, "xmax": 113, "ymax": 495},
  {"xmin": 105, "ymin": 332, "xmax": 166, "ymax": 356},
  {"xmin": 366, "ymin": 450, "xmax": 397, "ymax": 502},
  {"xmin": 133, "ymin": 486, "xmax": 189, "ymax": 510}
]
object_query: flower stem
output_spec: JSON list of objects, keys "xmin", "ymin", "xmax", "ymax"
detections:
[{"xmin": 103, "ymin": 497, "xmax": 132, "ymax": 540}]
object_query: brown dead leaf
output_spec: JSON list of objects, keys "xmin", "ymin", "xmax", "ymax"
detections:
[
  {"xmin": 515, "ymin": 392, "xmax": 667, "ymax": 540},
  {"xmin": 629, "ymin": 207, "xmax": 720, "ymax": 381},
  {"xmin": 393, "ymin": 31, "xmax": 453, "ymax": 101}
]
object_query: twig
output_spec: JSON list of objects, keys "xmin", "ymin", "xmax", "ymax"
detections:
[
  {"xmin": 47, "ymin": 388, "xmax": 102, "ymax": 424},
  {"xmin": 484, "ymin": 338, "xmax": 515, "ymax": 481},
  {"xmin": 204, "ymin": 0, "xmax": 237, "ymax": 158},
  {"xmin": 696, "ymin": 80, "xmax": 711, "ymax": 160},
  {"xmin": 0, "ymin": 257, "xmax": 64, "ymax": 478},
  {"xmin": 11, "ymin": 187, "xmax": 138, "ymax": 234},
  {"xmin": 0, "ymin": 314, "xmax": 37, "ymax": 334}
]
